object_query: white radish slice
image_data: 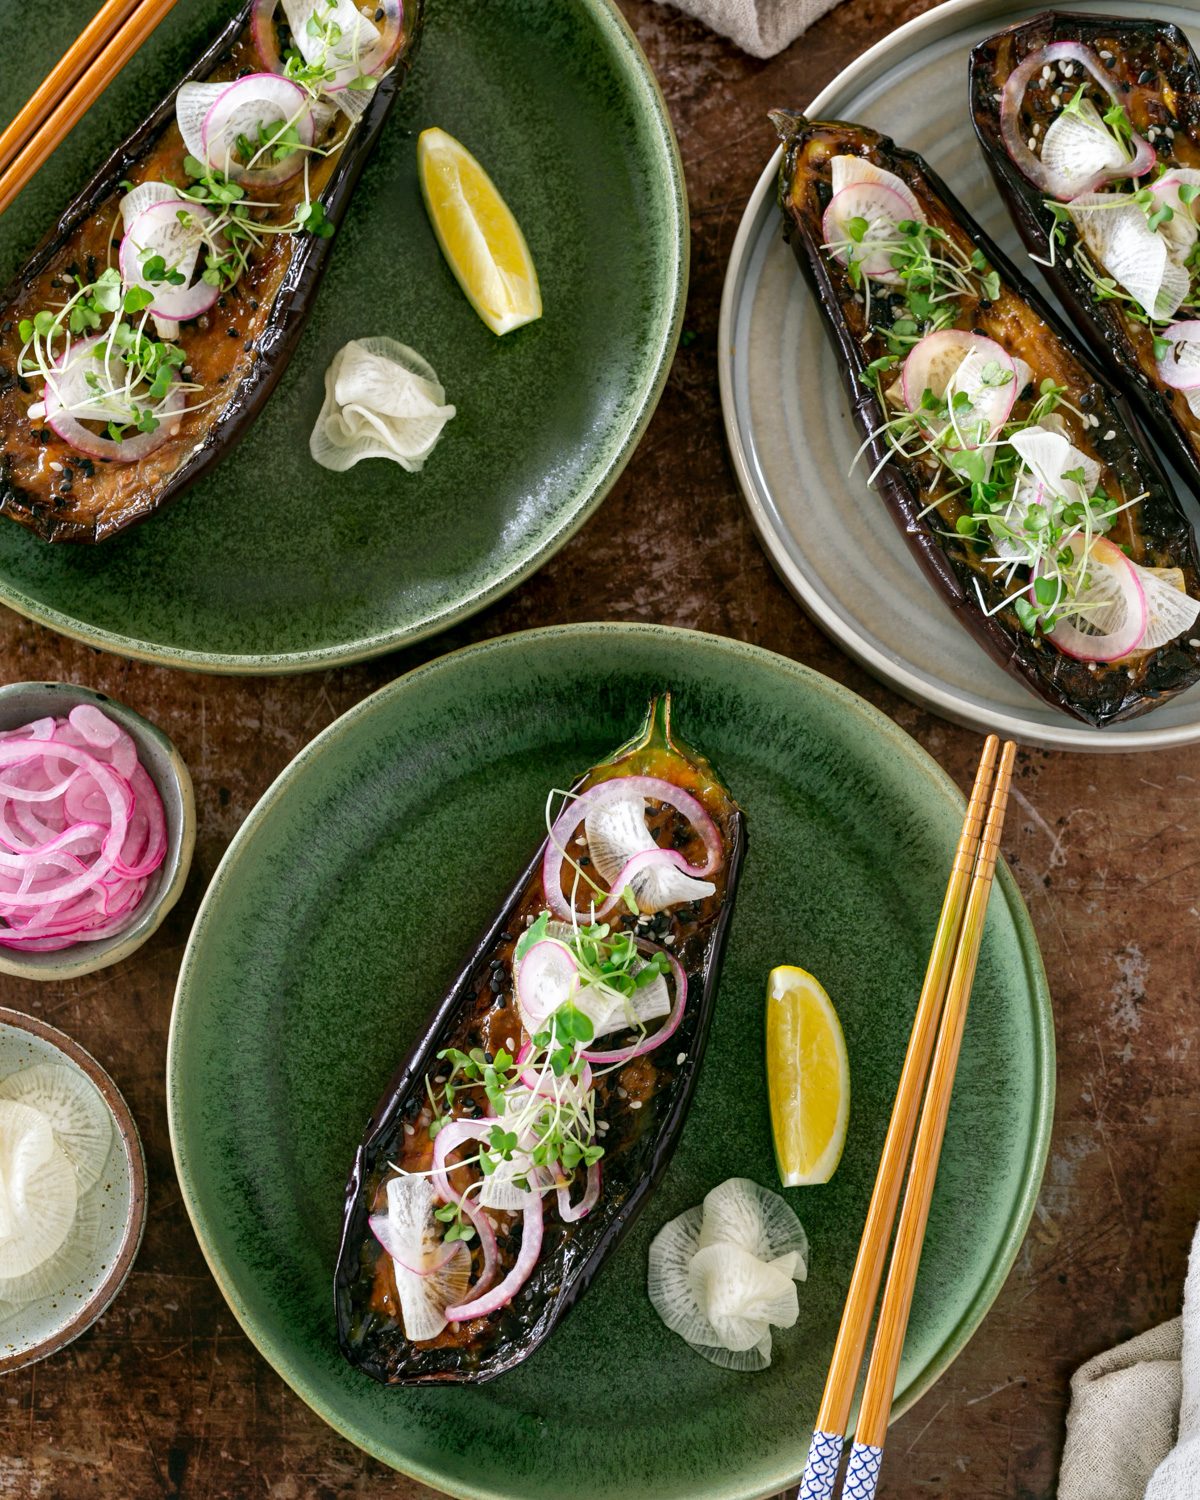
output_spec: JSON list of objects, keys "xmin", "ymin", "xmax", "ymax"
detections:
[
  {"xmin": 283, "ymin": 0, "xmax": 380, "ymax": 92},
  {"xmin": 118, "ymin": 184, "xmax": 183, "ymax": 354},
  {"xmin": 516, "ymin": 939, "xmax": 581, "ymax": 1035},
  {"xmin": 477, "ymin": 1151, "xmax": 536, "ymax": 1212},
  {"xmin": 0, "ymin": 1103, "xmax": 77, "ymax": 1277},
  {"xmin": 687, "ymin": 1330, "xmax": 774, "ymax": 1372},
  {"xmin": 901, "ymin": 331, "xmax": 1019, "ymax": 452},
  {"xmin": 43, "ymin": 333, "xmax": 185, "ymax": 463},
  {"xmin": 177, "ymin": 78, "xmax": 312, "ymax": 183},
  {"xmin": 119, "ymin": 199, "xmax": 221, "ymax": 322},
  {"xmin": 1134, "ymin": 566, "xmax": 1200, "ymax": 652},
  {"xmin": 1155, "ymin": 322, "xmax": 1200, "ymax": 392},
  {"xmin": 1044, "ymin": 536, "xmax": 1148, "ymax": 661},
  {"xmin": 647, "ymin": 1205, "xmax": 723, "ymax": 1348},
  {"xmin": 1068, "ymin": 194, "xmax": 1189, "ymax": 322},
  {"xmin": 688, "ymin": 1242, "xmax": 799, "ymax": 1351},
  {"xmin": 590, "ymin": 968, "xmax": 672, "ymax": 1040},
  {"xmin": 821, "ymin": 181, "xmax": 913, "ymax": 283},
  {"xmin": 1039, "ymin": 96, "xmax": 1131, "ymax": 200},
  {"xmin": 584, "ymin": 793, "xmax": 715, "ymax": 913},
  {"xmin": 1148, "ymin": 170, "xmax": 1200, "ymax": 261},
  {"xmin": 697, "ymin": 1177, "xmax": 808, "ymax": 1274},
  {"xmin": 901, "ymin": 330, "xmax": 1007, "ymax": 409},
  {"xmin": 177, "ymin": 75, "xmax": 313, "ymax": 185},
  {"xmin": 0, "ymin": 1064, "xmax": 111, "ymax": 1192},
  {"xmin": 368, "ymin": 1175, "xmax": 470, "ymax": 1340},
  {"xmin": 829, "ymin": 154, "xmax": 922, "ymax": 222},
  {"xmin": 999, "ymin": 41, "xmax": 1155, "ymax": 198},
  {"xmin": 0, "ymin": 1180, "xmax": 100, "ymax": 1310},
  {"xmin": 1009, "ymin": 424, "xmax": 1101, "ymax": 504},
  {"xmin": 309, "ymin": 337, "xmax": 456, "ymax": 473}
]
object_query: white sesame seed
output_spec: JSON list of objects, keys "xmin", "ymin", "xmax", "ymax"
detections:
[
  {"xmin": 617, "ymin": 1086, "xmax": 628, "ymax": 1099},
  {"xmin": 1028, "ymin": 137, "xmax": 1037, "ymax": 151},
  {"xmin": 1052, "ymin": 93, "xmax": 1063, "ymax": 107},
  {"xmin": 1190, "ymin": 639, "xmax": 1200, "ymax": 649},
  {"xmin": 630, "ymin": 1101, "xmax": 643, "ymax": 1110},
  {"xmin": 1100, "ymin": 49, "xmax": 1113, "ymax": 61},
  {"xmin": 1088, "ymin": 414, "xmax": 1100, "ymax": 428},
  {"xmin": 598, "ymin": 1121, "xmax": 610, "ymax": 1133},
  {"xmin": 1062, "ymin": 62, "xmax": 1074, "ymax": 76},
  {"xmin": 1167, "ymin": 126, "xmax": 1176, "ymax": 140},
  {"xmin": 574, "ymin": 834, "xmax": 585, "ymax": 846},
  {"xmin": 1065, "ymin": 258, "xmax": 1074, "ymax": 269},
  {"xmin": 1088, "ymin": 661, "xmax": 1098, "ymax": 672},
  {"xmin": 403, "ymin": 1122, "xmax": 414, "ymax": 1136},
  {"xmin": 1041, "ymin": 65, "xmax": 1052, "ymax": 80},
  {"xmin": 1149, "ymin": 126, "xmax": 1159, "ymax": 141},
  {"xmin": 676, "ymin": 1052, "xmax": 687, "ymax": 1066},
  {"xmin": 505, "ymin": 1036, "xmax": 515, "ymax": 1052},
  {"xmin": 49, "ymin": 460, "xmax": 63, "ymax": 472},
  {"xmin": 1032, "ymin": 123, "xmax": 1041, "ymax": 136},
  {"xmin": 1103, "ymin": 428, "xmax": 1116, "ymax": 441}
]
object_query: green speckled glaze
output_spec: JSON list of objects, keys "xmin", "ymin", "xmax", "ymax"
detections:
[
  {"xmin": 168, "ymin": 624, "xmax": 1053, "ymax": 1500},
  {"xmin": 0, "ymin": 2, "xmax": 686, "ymax": 672}
]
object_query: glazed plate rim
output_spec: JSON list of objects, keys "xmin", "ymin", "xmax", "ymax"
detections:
[
  {"xmin": 0, "ymin": 0, "xmax": 687, "ymax": 676},
  {"xmin": 718, "ymin": 0, "xmax": 1200, "ymax": 752},
  {"xmin": 167, "ymin": 621, "xmax": 1055, "ymax": 1499}
]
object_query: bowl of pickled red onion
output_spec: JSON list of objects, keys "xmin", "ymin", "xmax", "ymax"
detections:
[{"xmin": 0, "ymin": 683, "xmax": 195, "ymax": 980}]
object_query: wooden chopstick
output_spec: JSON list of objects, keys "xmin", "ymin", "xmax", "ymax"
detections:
[
  {"xmin": 839, "ymin": 738, "xmax": 1017, "ymax": 1499},
  {"xmin": 0, "ymin": 0, "xmax": 144, "ymax": 180},
  {"xmin": 794, "ymin": 735, "xmax": 1001, "ymax": 1500},
  {"xmin": 0, "ymin": 0, "xmax": 179, "ymax": 218}
]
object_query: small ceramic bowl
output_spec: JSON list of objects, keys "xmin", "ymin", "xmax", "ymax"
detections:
[
  {"xmin": 0, "ymin": 1006, "xmax": 147, "ymax": 1372},
  {"xmin": 0, "ymin": 682, "xmax": 195, "ymax": 981}
]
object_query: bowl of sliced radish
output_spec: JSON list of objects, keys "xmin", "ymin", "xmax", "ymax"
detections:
[
  {"xmin": 0, "ymin": 682, "xmax": 195, "ymax": 981},
  {"xmin": 0, "ymin": 1007, "xmax": 147, "ymax": 1371}
]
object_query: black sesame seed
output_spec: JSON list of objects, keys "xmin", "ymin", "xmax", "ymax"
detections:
[
  {"xmin": 483, "ymin": 1051, "xmax": 494, "ymax": 1065},
  {"xmin": 1139, "ymin": 68, "xmax": 1155, "ymax": 84},
  {"xmin": 17, "ymin": 377, "xmax": 29, "ymax": 394},
  {"xmin": 227, "ymin": 326, "xmax": 240, "ymax": 338},
  {"xmin": 249, "ymin": 298, "xmax": 260, "ymax": 312},
  {"xmin": 488, "ymin": 970, "xmax": 506, "ymax": 993},
  {"xmin": 243, "ymin": 340, "xmax": 253, "ymax": 353},
  {"xmin": 1, "ymin": 321, "xmax": 10, "ymax": 334},
  {"xmin": 375, "ymin": 5, "xmax": 384, "ymax": 17}
]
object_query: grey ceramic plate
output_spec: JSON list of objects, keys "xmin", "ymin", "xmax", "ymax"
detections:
[
  {"xmin": 0, "ymin": 0, "xmax": 685, "ymax": 673},
  {"xmin": 719, "ymin": 0, "xmax": 1200, "ymax": 752},
  {"xmin": 0, "ymin": 1007, "xmax": 147, "ymax": 1372},
  {"xmin": 168, "ymin": 623, "xmax": 1053, "ymax": 1499}
]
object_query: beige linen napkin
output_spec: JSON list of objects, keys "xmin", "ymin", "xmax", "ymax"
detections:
[
  {"xmin": 1060, "ymin": 1220, "xmax": 1200, "ymax": 1499},
  {"xmin": 651, "ymin": 0, "xmax": 841, "ymax": 58}
]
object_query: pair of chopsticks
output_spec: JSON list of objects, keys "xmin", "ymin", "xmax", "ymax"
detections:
[
  {"xmin": 796, "ymin": 733, "xmax": 1016, "ymax": 1500},
  {"xmin": 0, "ymin": 0, "xmax": 179, "ymax": 218}
]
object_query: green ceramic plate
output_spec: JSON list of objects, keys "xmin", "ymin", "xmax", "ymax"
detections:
[
  {"xmin": 0, "ymin": 3, "xmax": 685, "ymax": 672},
  {"xmin": 168, "ymin": 624, "xmax": 1053, "ymax": 1499}
]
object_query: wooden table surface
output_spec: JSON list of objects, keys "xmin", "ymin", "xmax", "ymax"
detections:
[{"xmin": 2, "ymin": 1, "xmax": 1196, "ymax": 1495}]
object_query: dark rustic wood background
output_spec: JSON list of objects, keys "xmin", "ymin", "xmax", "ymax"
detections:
[{"xmin": 1, "ymin": 1, "xmax": 1195, "ymax": 1495}]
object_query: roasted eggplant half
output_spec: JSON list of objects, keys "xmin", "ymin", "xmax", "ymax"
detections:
[
  {"xmin": 773, "ymin": 109, "xmax": 1200, "ymax": 726},
  {"xmin": 0, "ymin": 0, "xmax": 423, "ymax": 543},
  {"xmin": 970, "ymin": 13, "xmax": 1200, "ymax": 500},
  {"xmin": 334, "ymin": 695, "xmax": 745, "ymax": 1384}
]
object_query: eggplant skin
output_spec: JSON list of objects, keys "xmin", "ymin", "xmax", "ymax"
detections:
[
  {"xmin": 970, "ymin": 13, "xmax": 1200, "ymax": 500},
  {"xmin": 774, "ymin": 110, "xmax": 1200, "ymax": 728},
  {"xmin": 0, "ymin": 1, "xmax": 424, "ymax": 544},
  {"xmin": 334, "ymin": 701, "xmax": 746, "ymax": 1385}
]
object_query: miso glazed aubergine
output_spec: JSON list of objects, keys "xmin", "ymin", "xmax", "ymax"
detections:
[
  {"xmin": 0, "ymin": 0, "xmax": 423, "ymax": 543},
  {"xmin": 773, "ymin": 110, "xmax": 1200, "ymax": 727},
  {"xmin": 971, "ymin": 13, "xmax": 1200, "ymax": 498},
  {"xmin": 335, "ymin": 696, "xmax": 745, "ymax": 1384}
]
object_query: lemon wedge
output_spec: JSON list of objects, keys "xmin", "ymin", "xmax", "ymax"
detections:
[
  {"xmin": 766, "ymin": 965, "xmax": 850, "ymax": 1187},
  {"xmin": 417, "ymin": 127, "xmax": 542, "ymax": 336}
]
